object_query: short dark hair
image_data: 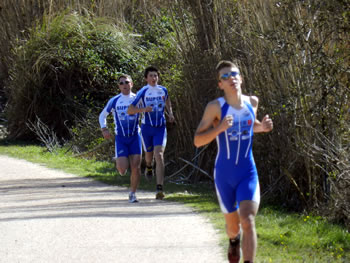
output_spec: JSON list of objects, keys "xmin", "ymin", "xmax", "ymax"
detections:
[
  {"xmin": 117, "ymin": 74, "xmax": 132, "ymax": 82},
  {"xmin": 216, "ymin": 60, "xmax": 239, "ymax": 80},
  {"xmin": 144, "ymin": 66, "xmax": 159, "ymax": 78}
]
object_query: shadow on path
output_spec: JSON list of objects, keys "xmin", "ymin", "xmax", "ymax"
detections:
[{"xmin": 0, "ymin": 176, "xmax": 194, "ymax": 222}]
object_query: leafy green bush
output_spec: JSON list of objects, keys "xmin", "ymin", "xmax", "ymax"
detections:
[{"xmin": 6, "ymin": 10, "xmax": 141, "ymax": 140}]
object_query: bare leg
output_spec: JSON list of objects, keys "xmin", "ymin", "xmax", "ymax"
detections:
[
  {"xmin": 239, "ymin": 200, "xmax": 259, "ymax": 262},
  {"xmin": 225, "ymin": 211, "xmax": 241, "ymax": 263},
  {"xmin": 116, "ymin": 157, "xmax": 129, "ymax": 175},
  {"xmin": 224, "ymin": 211, "xmax": 241, "ymax": 239},
  {"xmin": 129, "ymin": 154, "xmax": 141, "ymax": 192},
  {"xmin": 153, "ymin": 145, "xmax": 165, "ymax": 185},
  {"xmin": 145, "ymin": 151, "xmax": 154, "ymax": 168}
]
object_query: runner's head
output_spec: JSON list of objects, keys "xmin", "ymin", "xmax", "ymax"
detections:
[
  {"xmin": 117, "ymin": 74, "xmax": 133, "ymax": 95},
  {"xmin": 144, "ymin": 66, "xmax": 159, "ymax": 87},
  {"xmin": 216, "ymin": 60, "xmax": 242, "ymax": 92},
  {"xmin": 216, "ymin": 61, "xmax": 240, "ymax": 81}
]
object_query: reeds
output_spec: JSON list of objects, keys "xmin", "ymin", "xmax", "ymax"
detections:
[{"xmin": 167, "ymin": 0, "xmax": 349, "ymax": 225}]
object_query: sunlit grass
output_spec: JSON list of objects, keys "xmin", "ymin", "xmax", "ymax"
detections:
[
  {"xmin": 166, "ymin": 192, "xmax": 350, "ymax": 263},
  {"xmin": 0, "ymin": 142, "xmax": 349, "ymax": 262},
  {"xmin": 256, "ymin": 207, "xmax": 350, "ymax": 262}
]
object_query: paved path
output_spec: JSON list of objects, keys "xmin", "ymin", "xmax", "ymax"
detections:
[{"xmin": 0, "ymin": 155, "xmax": 225, "ymax": 263}]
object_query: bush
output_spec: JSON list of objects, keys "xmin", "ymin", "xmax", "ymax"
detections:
[{"xmin": 6, "ymin": 10, "xmax": 141, "ymax": 140}]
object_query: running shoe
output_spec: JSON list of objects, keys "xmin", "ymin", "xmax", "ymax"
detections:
[
  {"xmin": 155, "ymin": 190, "xmax": 165, "ymax": 200},
  {"xmin": 228, "ymin": 235, "xmax": 241, "ymax": 263},
  {"xmin": 129, "ymin": 192, "xmax": 138, "ymax": 203}
]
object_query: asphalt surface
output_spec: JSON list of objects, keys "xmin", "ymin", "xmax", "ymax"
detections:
[{"xmin": 0, "ymin": 155, "xmax": 225, "ymax": 263}]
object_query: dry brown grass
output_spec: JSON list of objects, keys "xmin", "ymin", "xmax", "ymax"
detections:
[{"xmin": 167, "ymin": 0, "xmax": 350, "ymax": 225}]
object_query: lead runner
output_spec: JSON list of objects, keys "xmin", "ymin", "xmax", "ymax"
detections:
[{"xmin": 194, "ymin": 60, "xmax": 273, "ymax": 263}]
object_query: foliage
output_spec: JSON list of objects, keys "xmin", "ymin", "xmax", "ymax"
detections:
[
  {"xmin": 230, "ymin": 0, "xmax": 350, "ymax": 225},
  {"xmin": 5, "ymin": 10, "xmax": 140, "ymax": 139},
  {"xmin": 67, "ymin": 111, "xmax": 115, "ymax": 161},
  {"xmin": 168, "ymin": 0, "xmax": 350, "ymax": 227}
]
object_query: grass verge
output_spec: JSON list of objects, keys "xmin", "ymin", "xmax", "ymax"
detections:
[{"xmin": 0, "ymin": 142, "xmax": 349, "ymax": 262}]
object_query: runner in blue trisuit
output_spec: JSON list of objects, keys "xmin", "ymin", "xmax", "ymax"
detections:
[
  {"xmin": 128, "ymin": 66, "xmax": 174, "ymax": 200},
  {"xmin": 99, "ymin": 74, "xmax": 142, "ymax": 203},
  {"xmin": 194, "ymin": 60, "xmax": 273, "ymax": 263}
]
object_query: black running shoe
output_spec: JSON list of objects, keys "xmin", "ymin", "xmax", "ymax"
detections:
[
  {"xmin": 155, "ymin": 184, "xmax": 164, "ymax": 200},
  {"xmin": 228, "ymin": 235, "xmax": 241, "ymax": 263},
  {"xmin": 155, "ymin": 190, "xmax": 165, "ymax": 200}
]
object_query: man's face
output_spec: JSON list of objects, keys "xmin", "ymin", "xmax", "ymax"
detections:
[
  {"xmin": 118, "ymin": 77, "xmax": 132, "ymax": 95},
  {"xmin": 145, "ymin": 71, "xmax": 159, "ymax": 86},
  {"xmin": 218, "ymin": 67, "xmax": 242, "ymax": 92}
]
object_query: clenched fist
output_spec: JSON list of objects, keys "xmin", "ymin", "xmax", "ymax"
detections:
[
  {"xmin": 261, "ymin": 115, "xmax": 273, "ymax": 132},
  {"xmin": 219, "ymin": 114, "xmax": 234, "ymax": 132}
]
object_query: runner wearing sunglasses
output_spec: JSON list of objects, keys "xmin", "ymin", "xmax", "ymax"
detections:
[
  {"xmin": 99, "ymin": 74, "xmax": 142, "ymax": 203},
  {"xmin": 194, "ymin": 60, "xmax": 273, "ymax": 263}
]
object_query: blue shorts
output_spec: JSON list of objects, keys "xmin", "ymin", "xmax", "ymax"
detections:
[
  {"xmin": 214, "ymin": 165, "xmax": 260, "ymax": 214},
  {"xmin": 115, "ymin": 133, "xmax": 142, "ymax": 158},
  {"xmin": 141, "ymin": 124, "xmax": 167, "ymax": 152}
]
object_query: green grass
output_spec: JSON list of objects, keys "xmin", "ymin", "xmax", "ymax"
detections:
[{"xmin": 0, "ymin": 141, "xmax": 349, "ymax": 262}]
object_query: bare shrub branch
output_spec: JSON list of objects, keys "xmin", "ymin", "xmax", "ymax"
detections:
[{"xmin": 26, "ymin": 116, "xmax": 60, "ymax": 153}]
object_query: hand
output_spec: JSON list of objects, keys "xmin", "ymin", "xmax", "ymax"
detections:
[
  {"xmin": 219, "ymin": 114, "xmax": 234, "ymax": 132},
  {"xmin": 261, "ymin": 115, "xmax": 273, "ymax": 132},
  {"xmin": 101, "ymin": 129, "xmax": 112, "ymax": 139},
  {"xmin": 144, "ymin": 106, "xmax": 153, "ymax": 113},
  {"xmin": 168, "ymin": 112, "xmax": 175, "ymax": 123}
]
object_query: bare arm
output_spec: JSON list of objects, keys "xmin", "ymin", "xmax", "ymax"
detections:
[
  {"xmin": 101, "ymin": 127, "xmax": 112, "ymax": 139},
  {"xmin": 99, "ymin": 105, "xmax": 112, "ymax": 139},
  {"xmin": 194, "ymin": 101, "xmax": 233, "ymax": 147},
  {"xmin": 253, "ymin": 115, "xmax": 273, "ymax": 133},
  {"xmin": 248, "ymin": 95, "xmax": 273, "ymax": 133},
  {"xmin": 165, "ymin": 98, "xmax": 175, "ymax": 123},
  {"xmin": 127, "ymin": 104, "xmax": 152, "ymax": 115}
]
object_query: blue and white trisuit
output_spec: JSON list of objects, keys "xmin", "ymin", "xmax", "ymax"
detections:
[
  {"xmin": 130, "ymin": 84, "xmax": 168, "ymax": 152},
  {"xmin": 99, "ymin": 93, "xmax": 142, "ymax": 158},
  {"xmin": 214, "ymin": 97, "xmax": 260, "ymax": 214}
]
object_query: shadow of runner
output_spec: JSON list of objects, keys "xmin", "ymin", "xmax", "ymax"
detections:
[
  {"xmin": 0, "ymin": 176, "xmax": 194, "ymax": 222},
  {"xmin": 0, "ymin": 155, "xmax": 225, "ymax": 263}
]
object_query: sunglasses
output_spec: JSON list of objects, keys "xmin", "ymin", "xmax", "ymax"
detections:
[
  {"xmin": 119, "ymin": 80, "xmax": 130, "ymax": 85},
  {"xmin": 220, "ymin": 71, "xmax": 240, "ymax": 80}
]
